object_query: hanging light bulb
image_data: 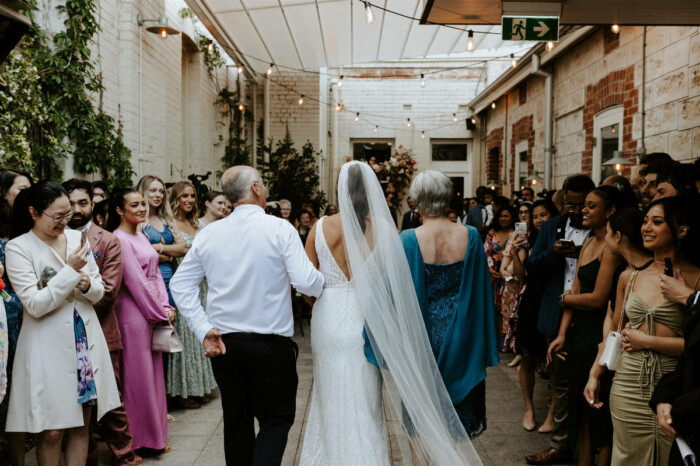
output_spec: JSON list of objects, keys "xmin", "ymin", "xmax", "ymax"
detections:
[
  {"xmin": 471, "ymin": 116, "xmax": 476, "ymax": 125},
  {"xmin": 374, "ymin": 125, "xmax": 378, "ymax": 132},
  {"xmin": 421, "ymin": 131, "xmax": 425, "ymax": 139},
  {"xmin": 453, "ymin": 113, "xmax": 458, "ymax": 122},
  {"xmin": 491, "ymin": 102, "xmax": 496, "ymax": 109},
  {"xmin": 407, "ymin": 118, "xmax": 411, "ymax": 127},
  {"xmin": 267, "ymin": 63, "xmax": 273, "ymax": 76},
  {"xmin": 467, "ymin": 30, "xmax": 474, "ymax": 52},
  {"xmin": 611, "ymin": 24, "xmax": 620, "ymax": 33},
  {"xmin": 364, "ymin": 1, "xmax": 374, "ymax": 24},
  {"xmin": 207, "ymin": 41, "xmax": 214, "ymax": 53},
  {"xmin": 160, "ymin": 29, "xmax": 168, "ymax": 39},
  {"xmin": 338, "ymin": 75, "xmax": 344, "ymax": 88},
  {"xmin": 335, "ymin": 102, "xmax": 341, "ymax": 112},
  {"xmin": 355, "ymin": 112, "xmax": 360, "ymax": 122},
  {"xmin": 511, "ymin": 54, "xmax": 517, "ymax": 68},
  {"xmin": 546, "ymin": 41, "xmax": 554, "ymax": 51},
  {"xmin": 238, "ymin": 103, "xmax": 244, "ymax": 111},
  {"xmin": 420, "ymin": 74, "xmax": 425, "ymax": 88},
  {"xmin": 299, "ymin": 95, "xmax": 304, "ymax": 106},
  {"xmin": 237, "ymin": 64, "xmax": 244, "ymax": 74}
]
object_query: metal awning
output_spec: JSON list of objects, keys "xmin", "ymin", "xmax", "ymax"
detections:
[{"xmin": 185, "ymin": 0, "xmax": 534, "ymax": 77}]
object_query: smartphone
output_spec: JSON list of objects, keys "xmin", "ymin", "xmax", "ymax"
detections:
[
  {"xmin": 664, "ymin": 257, "xmax": 674, "ymax": 277},
  {"xmin": 515, "ymin": 222, "xmax": 527, "ymax": 234},
  {"xmin": 80, "ymin": 230, "xmax": 88, "ymax": 248},
  {"xmin": 559, "ymin": 239, "xmax": 575, "ymax": 248}
]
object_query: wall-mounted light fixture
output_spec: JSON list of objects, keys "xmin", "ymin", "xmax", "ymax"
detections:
[
  {"xmin": 137, "ymin": 14, "xmax": 179, "ymax": 39},
  {"xmin": 604, "ymin": 150, "xmax": 634, "ymax": 174}
]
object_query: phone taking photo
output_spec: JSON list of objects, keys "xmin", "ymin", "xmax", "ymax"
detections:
[
  {"xmin": 664, "ymin": 257, "xmax": 674, "ymax": 277},
  {"xmin": 515, "ymin": 222, "xmax": 527, "ymax": 234},
  {"xmin": 559, "ymin": 239, "xmax": 575, "ymax": 248},
  {"xmin": 80, "ymin": 230, "xmax": 88, "ymax": 248}
]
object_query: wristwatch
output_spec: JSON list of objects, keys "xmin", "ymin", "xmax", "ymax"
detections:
[{"xmin": 687, "ymin": 291, "xmax": 698, "ymax": 308}]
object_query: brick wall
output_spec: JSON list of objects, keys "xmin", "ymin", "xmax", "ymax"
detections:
[{"xmin": 486, "ymin": 127, "xmax": 504, "ymax": 192}]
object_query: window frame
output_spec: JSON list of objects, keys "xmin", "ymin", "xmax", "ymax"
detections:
[{"xmin": 592, "ymin": 106, "xmax": 623, "ymax": 185}]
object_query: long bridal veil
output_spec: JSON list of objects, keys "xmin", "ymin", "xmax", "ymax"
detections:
[{"xmin": 337, "ymin": 161, "xmax": 482, "ymax": 465}]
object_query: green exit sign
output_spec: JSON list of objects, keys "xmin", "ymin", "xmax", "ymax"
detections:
[{"xmin": 502, "ymin": 16, "xmax": 559, "ymax": 42}]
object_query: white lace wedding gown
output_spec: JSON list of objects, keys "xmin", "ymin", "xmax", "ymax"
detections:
[{"xmin": 299, "ymin": 217, "xmax": 390, "ymax": 466}]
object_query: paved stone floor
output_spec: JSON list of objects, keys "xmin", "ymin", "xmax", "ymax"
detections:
[{"xmin": 28, "ymin": 323, "xmax": 571, "ymax": 465}]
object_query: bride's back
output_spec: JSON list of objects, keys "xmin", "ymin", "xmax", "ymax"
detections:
[{"xmin": 319, "ymin": 214, "xmax": 351, "ymax": 280}]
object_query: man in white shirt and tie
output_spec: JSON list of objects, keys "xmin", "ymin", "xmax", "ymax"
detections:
[{"xmin": 171, "ymin": 166, "xmax": 325, "ymax": 466}]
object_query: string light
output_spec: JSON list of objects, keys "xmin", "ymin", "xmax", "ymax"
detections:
[
  {"xmin": 299, "ymin": 95, "xmax": 304, "ymax": 105},
  {"xmin": 467, "ymin": 30, "xmax": 474, "ymax": 52},
  {"xmin": 491, "ymin": 102, "xmax": 496, "ymax": 109},
  {"xmin": 238, "ymin": 103, "xmax": 244, "ymax": 111},
  {"xmin": 355, "ymin": 112, "xmax": 360, "ymax": 122},
  {"xmin": 546, "ymin": 41, "xmax": 554, "ymax": 51},
  {"xmin": 453, "ymin": 113, "xmax": 458, "ymax": 122},
  {"xmin": 207, "ymin": 42, "xmax": 214, "ymax": 53},
  {"xmin": 374, "ymin": 125, "xmax": 378, "ymax": 132},
  {"xmin": 267, "ymin": 63, "xmax": 274, "ymax": 75},
  {"xmin": 335, "ymin": 102, "xmax": 341, "ymax": 112},
  {"xmin": 421, "ymin": 131, "xmax": 425, "ymax": 138},
  {"xmin": 611, "ymin": 24, "xmax": 620, "ymax": 33},
  {"xmin": 511, "ymin": 54, "xmax": 517, "ymax": 68},
  {"xmin": 407, "ymin": 118, "xmax": 411, "ymax": 127},
  {"xmin": 338, "ymin": 75, "xmax": 344, "ymax": 88},
  {"xmin": 364, "ymin": 1, "xmax": 374, "ymax": 24},
  {"xmin": 237, "ymin": 64, "xmax": 244, "ymax": 74},
  {"xmin": 420, "ymin": 74, "xmax": 425, "ymax": 88}
]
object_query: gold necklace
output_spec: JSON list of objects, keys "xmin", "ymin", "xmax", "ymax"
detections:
[{"xmin": 654, "ymin": 260, "xmax": 665, "ymax": 266}]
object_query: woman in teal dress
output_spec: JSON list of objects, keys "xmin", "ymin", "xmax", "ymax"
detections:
[
  {"xmin": 400, "ymin": 171, "xmax": 500, "ymax": 438},
  {"xmin": 168, "ymin": 182, "xmax": 216, "ymax": 407}
]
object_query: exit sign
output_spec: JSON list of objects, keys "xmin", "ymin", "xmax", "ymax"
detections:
[{"xmin": 502, "ymin": 16, "xmax": 559, "ymax": 42}]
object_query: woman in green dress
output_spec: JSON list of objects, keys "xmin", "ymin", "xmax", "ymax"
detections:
[{"xmin": 168, "ymin": 181, "xmax": 217, "ymax": 408}]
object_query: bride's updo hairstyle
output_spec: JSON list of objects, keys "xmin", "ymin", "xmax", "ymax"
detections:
[
  {"xmin": 348, "ymin": 164, "xmax": 370, "ymax": 233},
  {"xmin": 409, "ymin": 170, "xmax": 453, "ymax": 217}
]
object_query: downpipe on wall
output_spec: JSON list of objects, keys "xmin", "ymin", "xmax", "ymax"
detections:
[{"xmin": 531, "ymin": 54, "xmax": 553, "ymax": 190}]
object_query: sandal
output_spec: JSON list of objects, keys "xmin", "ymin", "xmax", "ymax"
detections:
[
  {"xmin": 507, "ymin": 355, "xmax": 522, "ymax": 368},
  {"xmin": 178, "ymin": 397, "xmax": 201, "ymax": 409},
  {"xmin": 134, "ymin": 454, "xmax": 144, "ymax": 464},
  {"xmin": 167, "ymin": 413, "xmax": 175, "ymax": 422}
]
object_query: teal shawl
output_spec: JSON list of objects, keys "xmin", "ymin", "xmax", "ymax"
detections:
[{"xmin": 364, "ymin": 225, "xmax": 500, "ymax": 405}]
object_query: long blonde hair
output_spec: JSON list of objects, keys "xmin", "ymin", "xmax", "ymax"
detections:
[
  {"xmin": 137, "ymin": 175, "xmax": 175, "ymax": 228},
  {"xmin": 170, "ymin": 181, "xmax": 199, "ymax": 229}
]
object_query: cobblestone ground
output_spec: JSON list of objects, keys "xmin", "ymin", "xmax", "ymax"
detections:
[{"xmin": 28, "ymin": 323, "xmax": 571, "ymax": 465}]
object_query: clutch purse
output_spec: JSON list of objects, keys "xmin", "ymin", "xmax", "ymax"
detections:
[
  {"xmin": 152, "ymin": 323, "xmax": 183, "ymax": 353},
  {"xmin": 599, "ymin": 269, "xmax": 640, "ymax": 371}
]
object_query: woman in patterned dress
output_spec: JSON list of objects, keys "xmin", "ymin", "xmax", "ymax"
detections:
[{"xmin": 168, "ymin": 182, "xmax": 216, "ymax": 408}]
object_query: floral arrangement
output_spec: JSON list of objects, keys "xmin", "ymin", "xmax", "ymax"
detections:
[{"xmin": 370, "ymin": 146, "xmax": 418, "ymax": 210}]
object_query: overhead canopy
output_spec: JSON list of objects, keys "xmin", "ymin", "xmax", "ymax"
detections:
[
  {"xmin": 422, "ymin": 0, "xmax": 700, "ymax": 26},
  {"xmin": 185, "ymin": 0, "xmax": 533, "ymax": 77}
]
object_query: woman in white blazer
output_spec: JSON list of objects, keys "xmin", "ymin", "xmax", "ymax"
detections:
[{"xmin": 5, "ymin": 181, "xmax": 120, "ymax": 466}]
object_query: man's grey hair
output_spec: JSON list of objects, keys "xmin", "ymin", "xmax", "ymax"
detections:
[
  {"xmin": 279, "ymin": 199, "xmax": 291, "ymax": 208},
  {"xmin": 409, "ymin": 170, "xmax": 453, "ymax": 217},
  {"xmin": 221, "ymin": 166, "xmax": 260, "ymax": 204}
]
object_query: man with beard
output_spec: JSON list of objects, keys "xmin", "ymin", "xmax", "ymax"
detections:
[
  {"xmin": 639, "ymin": 160, "xmax": 676, "ymax": 208},
  {"xmin": 524, "ymin": 174, "xmax": 594, "ymax": 465},
  {"xmin": 62, "ymin": 179, "xmax": 138, "ymax": 466}
]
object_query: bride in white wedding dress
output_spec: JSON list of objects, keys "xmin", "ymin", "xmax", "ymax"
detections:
[{"xmin": 299, "ymin": 162, "xmax": 482, "ymax": 466}]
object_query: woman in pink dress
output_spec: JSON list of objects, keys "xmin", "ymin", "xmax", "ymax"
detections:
[{"xmin": 106, "ymin": 187, "xmax": 173, "ymax": 455}]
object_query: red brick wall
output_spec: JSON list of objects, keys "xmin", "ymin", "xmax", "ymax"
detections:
[
  {"xmin": 510, "ymin": 115, "xmax": 535, "ymax": 187},
  {"xmin": 582, "ymin": 66, "xmax": 638, "ymax": 177},
  {"xmin": 486, "ymin": 127, "xmax": 504, "ymax": 193}
]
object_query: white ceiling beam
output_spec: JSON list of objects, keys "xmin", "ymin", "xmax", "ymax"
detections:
[
  {"xmin": 277, "ymin": 0, "xmax": 306, "ymax": 70},
  {"xmin": 239, "ymin": 0, "xmax": 276, "ymax": 64},
  {"xmin": 423, "ymin": 27, "xmax": 441, "ymax": 58},
  {"xmin": 375, "ymin": 0, "xmax": 388, "ymax": 62},
  {"xmin": 399, "ymin": 1, "xmax": 421, "ymax": 59},
  {"xmin": 314, "ymin": 0, "xmax": 329, "ymax": 66}
]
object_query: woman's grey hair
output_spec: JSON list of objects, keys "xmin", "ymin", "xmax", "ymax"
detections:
[
  {"xmin": 221, "ymin": 166, "xmax": 260, "ymax": 204},
  {"xmin": 279, "ymin": 199, "xmax": 291, "ymax": 208},
  {"xmin": 409, "ymin": 170, "xmax": 453, "ymax": 217}
]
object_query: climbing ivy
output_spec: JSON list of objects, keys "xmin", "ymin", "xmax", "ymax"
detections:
[{"xmin": 0, "ymin": 0, "xmax": 134, "ymax": 187}]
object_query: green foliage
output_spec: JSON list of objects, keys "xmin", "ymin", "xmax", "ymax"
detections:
[
  {"xmin": 0, "ymin": 0, "xmax": 134, "ymax": 187},
  {"xmin": 259, "ymin": 124, "xmax": 326, "ymax": 216},
  {"xmin": 217, "ymin": 87, "xmax": 251, "ymax": 167}
]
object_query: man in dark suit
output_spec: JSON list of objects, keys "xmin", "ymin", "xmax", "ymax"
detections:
[
  {"xmin": 401, "ymin": 197, "xmax": 421, "ymax": 231},
  {"xmin": 651, "ymin": 273, "xmax": 700, "ymax": 466},
  {"xmin": 524, "ymin": 174, "xmax": 594, "ymax": 465},
  {"xmin": 64, "ymin": 179, "xmax": 137, "ymax": 466},
  {"xmin": 465, "ymin": 186, "xmax": 495, "ymax": 229}
]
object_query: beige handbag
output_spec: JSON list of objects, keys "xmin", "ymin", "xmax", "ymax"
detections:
[
  {"xmin": 599, "ymin": 269, "xmax": 639, "ymax": 371},
  {"xmin": 152, "ymin": 308, "xmax": 183, "ymax": 353}
]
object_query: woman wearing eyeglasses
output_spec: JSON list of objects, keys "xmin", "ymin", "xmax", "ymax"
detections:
[{"xmin": 4, "ymin": 181, "xmax": 120, "ymax": 465}]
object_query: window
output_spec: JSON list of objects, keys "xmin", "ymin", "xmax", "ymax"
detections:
[
  {"xmin": 351, "ymin": 139, "xmax": 393, "ymax": 164},
  {"xmin": 519, "ymin": 84, "xmax": 527, "ymax": 105},
  {"xmin": 593, "ymin": 106, "xmax": 623, "ymax": 184},
  {"xmin": 514, "ymin": 140, "xmax": 529, "ymax": 189},
  {"xmin": 431, "ymin": 141, "xmax": 468, "ymax": 162}
]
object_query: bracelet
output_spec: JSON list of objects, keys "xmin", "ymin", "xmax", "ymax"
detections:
[{"xmin": 159, "ymin": 243, "xmax": 164, "ymax": 254}]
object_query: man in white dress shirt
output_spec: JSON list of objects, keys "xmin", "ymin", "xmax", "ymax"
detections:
[{"xmin": 171, "ymin": 166, "xmax": 325, "ymax": 466}]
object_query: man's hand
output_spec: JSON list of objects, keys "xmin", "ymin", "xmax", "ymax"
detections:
[
  {"xmin": 303, "ymin": 295, "xmax": 316, "ymax": 307},
  {"xmin": 76, "ymin": 271, "xmax": 91, "ymax": 292},
  {"xmin": 657, "ymin": 403, "xmax": 677, "ymax": 439},
  {"xmin": 553, "ymin": 241, "xmax": 581, "ymax": 258},
  {"xmin": 203, "ymin": 328, "xmax": 226, "ymax": 358},
  {"xmin": 659, "ymin": 269, "xmax": 694, "ymax": 306}
]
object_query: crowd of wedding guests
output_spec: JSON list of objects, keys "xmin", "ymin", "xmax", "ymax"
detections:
[
  {"xmin": 424, "ymin": 153, "xmax": 699, "ymax": 466},
  {"xmin": 0, "ymin": 172, "xmax": 235, "ymax": 465}
]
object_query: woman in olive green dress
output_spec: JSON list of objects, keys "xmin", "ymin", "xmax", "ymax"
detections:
[{"xmin": 168, "ymin": 182, "xmax": 217, "ymax": 407}]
